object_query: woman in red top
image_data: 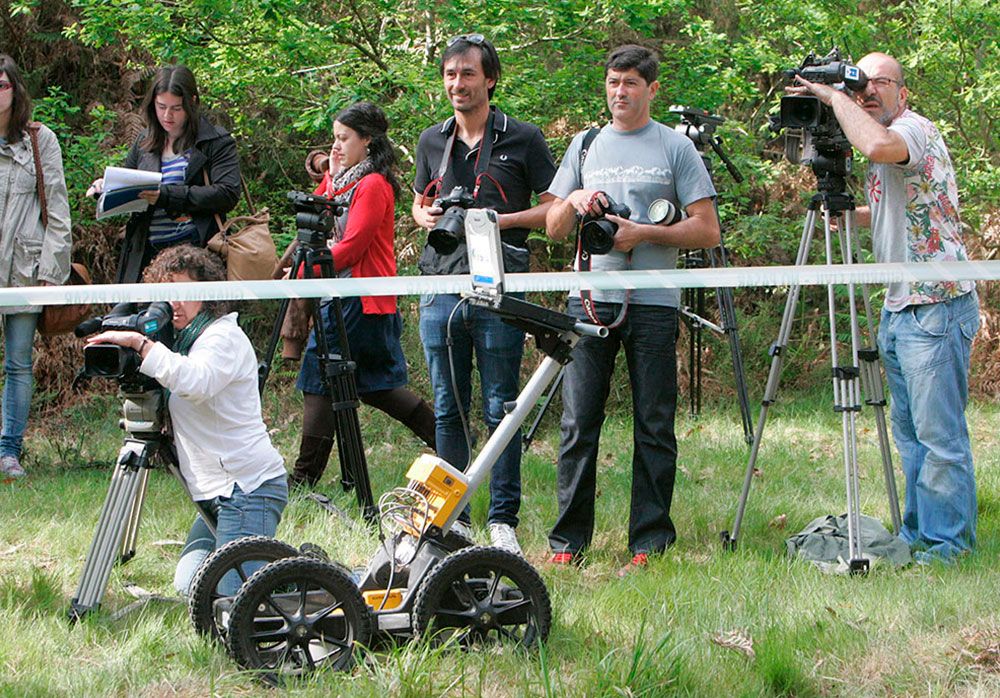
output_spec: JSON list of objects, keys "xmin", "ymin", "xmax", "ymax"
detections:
[{"xmin": 292, "ymin": 101, "xmax": 435, "ymax": 487}]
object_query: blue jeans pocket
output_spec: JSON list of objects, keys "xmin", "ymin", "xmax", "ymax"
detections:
[{"xmin": 912, "ymin": 302, "xmax": 948, "ymax": 337}]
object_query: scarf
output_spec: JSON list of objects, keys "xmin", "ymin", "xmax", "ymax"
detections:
[
  {"xmin": 329, "ymin": 157, "xmax": 374, "ymax": 197},
  {"xmin": 173, "ymin": 311, "xmax": 215, "ymax": 356}
]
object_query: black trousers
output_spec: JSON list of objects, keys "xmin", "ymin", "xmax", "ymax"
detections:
[{"xmin": 548, "ymin": 299, "xmax": 679, "ymax": 555}]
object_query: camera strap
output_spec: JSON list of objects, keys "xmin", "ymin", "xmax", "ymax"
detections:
[
  {"xmin": 575, "ymin": 126, "xmax": 631, "ymax": 330},
  {"xmin": 425, "ymin": 107, "xmax": 507, "ymax": 204}
]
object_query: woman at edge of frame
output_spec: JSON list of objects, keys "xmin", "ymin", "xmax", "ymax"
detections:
[
  {"xmin": 289, "ymin": 100, "xmax": 436, "ymax": 488},
  {"xmin": 85, "ymin": 245, "xmax": 288, "ymax": 596},
  {"xmin": 0, "ymin": 53, "xmax": 72, "ymax": 479},
  {"xmin": 87, "ymin": 65, "xmax": 240, "ymax": 283}
]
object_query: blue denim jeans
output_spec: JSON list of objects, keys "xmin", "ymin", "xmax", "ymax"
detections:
[
  {"xmin": 419, "ymin": 293, "xmax": 524, "ymax": 527},
  {"xmin": 173, "ymin": 476, "xmax": 289, "ymax": 596},
  {"xmin": 878, "ymin": 290, "xmax": 979, "ymax": 560},
  {"xmin": 1, "ymin": 313, "xmax": 38, "ymax": 458},
  {"xmin": 549, "ymin": 300, "xmax": 680, "ymax": 555}
]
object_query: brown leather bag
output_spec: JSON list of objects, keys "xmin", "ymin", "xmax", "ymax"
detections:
[
  {"xmin": 205, "ymin": 174, "xmax": 278, "ymax": 281},
  {"xmin": 26, "ymin": 123, "xmax": 93, "ymax": 337}
]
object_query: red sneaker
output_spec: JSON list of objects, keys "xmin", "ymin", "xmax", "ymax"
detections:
[
  {"xmin": 549, "ymin": 551, "xmax": 576, "ymax": 565},
  {"xmin": 617, "ymin": 552, "xmax": 649, "ymax": 577}
]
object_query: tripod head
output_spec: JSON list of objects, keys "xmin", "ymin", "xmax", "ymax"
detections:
[
  {"xmin": 287, "ymin": 191, "xmax": 348, "ymax": 248},
  {"xmin": 119, "ymin": 384, "xmax": 166, "ymax": 438},
  {"xmin": 669, "ymin": 105, "xmax": 743, "ymax": 184}
]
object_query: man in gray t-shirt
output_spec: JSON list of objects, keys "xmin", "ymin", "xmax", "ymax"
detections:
[
  {"xmin": 790, "ymin": 52, "xmax": 979, "ymax": 562},
  {"xmin": 544, "ymin": 45, "xmax": 719, "ymax": 573}
]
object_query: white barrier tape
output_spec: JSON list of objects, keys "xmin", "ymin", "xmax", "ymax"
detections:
[{"xmin": 1, "ymin": 261, "xmax": 998, "ymax": 308}]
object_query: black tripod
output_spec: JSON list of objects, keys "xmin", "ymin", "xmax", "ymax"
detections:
[
  {"xmin": 69, "ymin": 383, "xmax": 217, "ymax": 620},
  {"xmin": 672, "ymin": 106, "xmax": 753, "ymax": 443},
  {"xmin": 258, "ymin": 193, "xmax": 376, "ymax": 524},
  {"xmin": 720, "ymin": 151, "xmax": 901, "ymax": 573}
]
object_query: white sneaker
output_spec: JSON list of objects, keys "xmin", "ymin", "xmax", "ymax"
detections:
[
  {"xmin": 450, "ymin": 520, "xmax": 473, "ymax": 540},
  {"xmin": 489, "ymin": 522, "xmax": 523, "ymax": 556},
  {"xmin": 0, "ymin": 455, "xmax": 25, "ymax": 479}
]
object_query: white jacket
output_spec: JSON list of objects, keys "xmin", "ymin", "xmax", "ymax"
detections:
[{"xmin": 140, "ymin": 313, "xmax": 286, "ymax": 500}]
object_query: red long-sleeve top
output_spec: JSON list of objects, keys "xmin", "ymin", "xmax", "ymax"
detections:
[{"xmin": 314, "ymin": 172, "xmax": 397, "ymax": 314}]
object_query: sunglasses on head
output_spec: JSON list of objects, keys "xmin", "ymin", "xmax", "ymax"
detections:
[{"xmin": 447, "ymin": 34, "xmax": 486, "ymax": 47}]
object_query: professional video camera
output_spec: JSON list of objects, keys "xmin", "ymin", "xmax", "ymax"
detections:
[
  {"xmin": 287, "ymin": 190, "xmax": 348, "ymax": 245},
  {"xmin": 428, "ymin": 185, "xmax": 475, "ymax": 254},
  {"xmin": 770, "ymin": 48, "xmax": 867, "ymax": 182},
  {"xmin": 81, "ymin": 302, "xmax": 173, "ymax": 382},
  {"xmin": 580, "ymin": 193, "xmax": 631, "ymax": 256}
]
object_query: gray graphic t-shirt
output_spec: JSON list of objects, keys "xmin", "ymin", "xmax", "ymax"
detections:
[{"xmin": 547, "ymin": 120, "xmax": 716, "ymax": 307}]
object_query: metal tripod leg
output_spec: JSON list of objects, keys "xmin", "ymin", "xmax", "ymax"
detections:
[
  {"xmin": 69, "ymin": 439, "xmax": 157, "ymax": 620},
  {"xmin": 721, "ymin": 209, "xmax": 818, "ymax": 550},
  {"xmin": 827, "ymin": 208, "xmax": 866, "ymax": 572},
  {"xmin": 842, "ymin": 222, "xmax": 902, "ymax": 535}
]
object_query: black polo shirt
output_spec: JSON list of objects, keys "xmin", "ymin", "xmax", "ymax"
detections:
[{"xmin": 413, "ymin": 106, "xmax": 556, "ymax": 275}]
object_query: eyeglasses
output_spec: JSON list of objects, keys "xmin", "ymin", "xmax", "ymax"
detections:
[
  {"xmin": 868, "ymin": 76, "xmax": 902, "ymax": 89},
  {"xmin": 0, "ymin": 81, "xmax": 12, "ymax": 92},
  {"xmin": 447, "ymin": 34, "xmax": 485, "ymax": 47}
]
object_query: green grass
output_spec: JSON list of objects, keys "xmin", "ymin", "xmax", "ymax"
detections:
[{"xmin": 2, "ymin": 385, "xmax": 999, "ymax": 696}]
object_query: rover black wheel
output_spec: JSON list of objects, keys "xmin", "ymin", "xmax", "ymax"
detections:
[
  {"xmin": 412, "ymin": 546, "xmax": 551, "ymax": 649},
  {"xmin": 188, "ymin": 536, "xmax": 299, "ymax": 641},
  {"xmin": 226, "ymin": 557, "xmax": 372, "ymax": 685}
]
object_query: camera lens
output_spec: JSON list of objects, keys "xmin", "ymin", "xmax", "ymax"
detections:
[
  {"xmin": 780, "ymin": 95, "xmax": 822, "ymax": 129},
  {"xmin": 580, "ymin": 219, "xmax": 618, "ymax": 256},
  {"xmin": 428, "ymin": 207, "xmax": 468, "ymax": 254}
]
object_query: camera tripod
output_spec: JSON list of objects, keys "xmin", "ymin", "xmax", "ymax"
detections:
[
  {"xmin": 673, "ymin": 107, "xmax": 752, "ymax": 442},
  {"xmin": 259, "ymin": 209, "xmax": 376, "ymax": 524},
  {"xmin": 69, "ymin": 383, "xmax": 217, "ymax": 620},
  {"xmin": 720, "ymin": 158, "xmax": 901, "ymax": 573}
]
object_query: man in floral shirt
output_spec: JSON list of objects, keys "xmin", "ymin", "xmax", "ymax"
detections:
[{"xmin": 790, "ymin": 52, "xmax": 979, "ymax": 563}]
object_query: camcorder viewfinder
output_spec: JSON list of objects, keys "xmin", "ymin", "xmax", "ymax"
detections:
[
  {"xmin": 82, "ymin": 302, "xmax": 174, "ymax": 381},
  {"xmin": 428, "ymin": 185, "xmax": 476, "ymax": 254}
]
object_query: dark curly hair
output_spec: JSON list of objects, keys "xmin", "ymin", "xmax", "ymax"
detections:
[
  {"xmin": 334, "ymin": 101, "xmax": 401, "ymax": 198},
  {"xmin": 143, "ymin": 244, "xmax": 231, "ymax": 317}
]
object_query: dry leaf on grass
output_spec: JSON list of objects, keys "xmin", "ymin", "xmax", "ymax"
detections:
[{"xmin": 711, "ymin": 629, "xmax": 755, "ymax": 659}]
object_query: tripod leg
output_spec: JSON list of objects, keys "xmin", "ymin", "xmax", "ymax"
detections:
[
  {"xmin": 844, "ymin": 215, "xmax": 902, "ymax": 534},
  {"xmin": 722, "ymin": 209, "xmax": 817, "ymax": 550},
  {"xmin": 118, "ymin": 467, "xmax": 150, "ymax": 564},
  {"xmin": 69, "ymin": 440, "xmax": 156, "ymax": 621},
  {"xmin": 828, "ymin": 208, "xmax": 867, "ymax": 573},
  {"xmin": 709, "ymin": 245, "xmax": 754, "ymax": 444},
  {"xmin": 522, "ymin": 366, "xmax": 564, "ymax": 452}
]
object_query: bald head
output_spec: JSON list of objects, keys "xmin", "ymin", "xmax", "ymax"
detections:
[
  {"xmin": 855, "ymin": 52, "xmax": 908, "ymax": 126},
  {"xmin": 858, "ymin": 52, "xmax": 905, "ymax": 86}
]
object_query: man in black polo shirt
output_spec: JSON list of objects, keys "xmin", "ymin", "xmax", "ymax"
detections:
[{"xmin": 412, "ymin": 34, "xmax": 557, "ymax": 555}]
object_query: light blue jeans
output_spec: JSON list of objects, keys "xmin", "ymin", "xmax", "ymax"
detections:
[
  {"xmin": 1, "ymin": 313, "xmax": 38, "ymax": 458},
  {"xmin": 878, "ymin": 290, "xmax": 980, "ymax": 559},
  {"xmin": 418, "ymin": 293, "xmax": 524, "ymax": 527},
  {"xmin": 173, "ymin": 476, "xmax": 289, "ymax": 596}
]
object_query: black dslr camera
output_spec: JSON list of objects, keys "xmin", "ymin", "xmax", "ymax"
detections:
[
  {"xmin": 82, "ymin": 302, "xmax": 173, "ymax": 381},
  {"xmin": 288, "ymin": 191, "xmax": 348, "ymax": 246},
  {"xmin": 580, "ymin": 193, "xmax": 631, "ymax": 256},
  {"xmin": 428, "ymin": 186, "xmax": 475, "ymax": 254}
]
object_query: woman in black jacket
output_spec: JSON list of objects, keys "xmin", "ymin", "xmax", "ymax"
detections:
[{"xmin": 89, "ymin": 65, "xmax": 240, "ymax": 282}]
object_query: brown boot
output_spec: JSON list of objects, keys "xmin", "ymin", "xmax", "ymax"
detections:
[{"xmin": 290, "ymin": 435, "xmax": 334, "ymax": 488}]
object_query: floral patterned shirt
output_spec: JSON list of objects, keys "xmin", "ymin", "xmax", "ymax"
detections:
[{"xmin": 866, "ymin": 108, "xmax": 973, "ymax": 311}]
